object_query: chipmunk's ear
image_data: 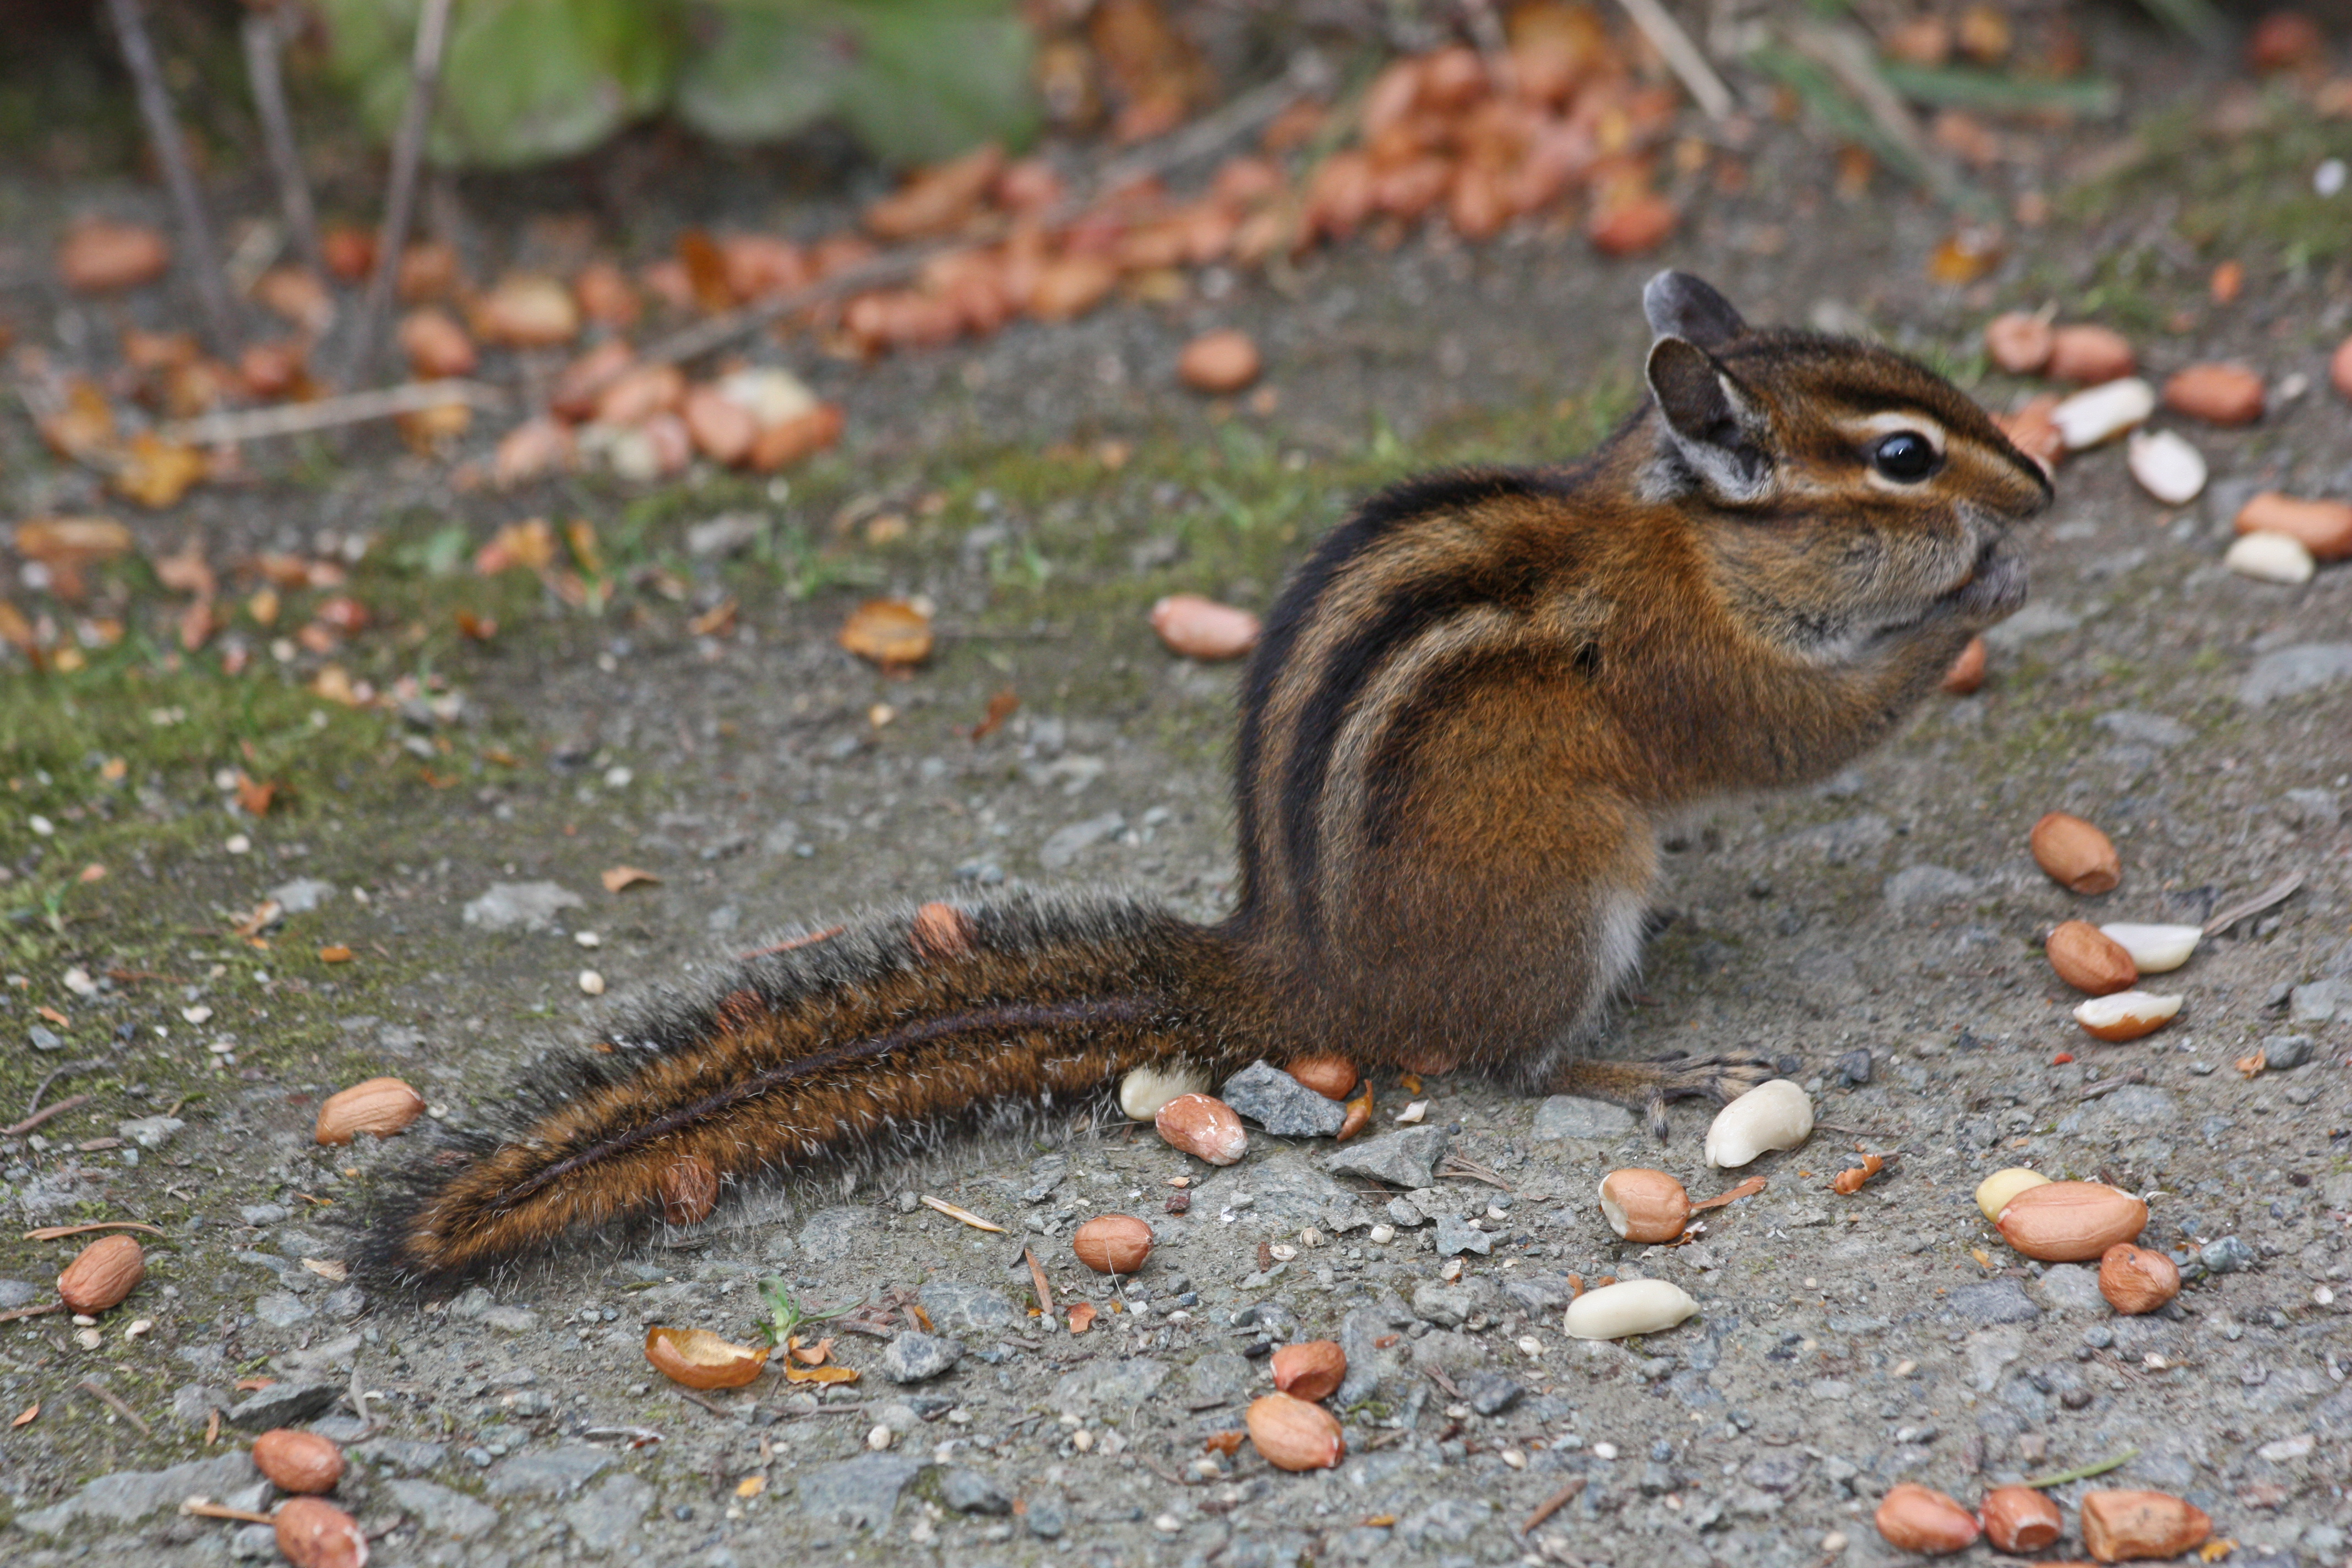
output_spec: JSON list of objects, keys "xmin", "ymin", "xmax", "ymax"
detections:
[
  {"xmin": 1645, "ymin": 335, "xmax": 1771, "ymax": 499},
  {"xmin": 1642, "ymin": 271, "xmax": 1747, "ymax": 350}
]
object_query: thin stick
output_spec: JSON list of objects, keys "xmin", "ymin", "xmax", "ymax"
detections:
[
  {"xmin": 158, "ymin": 379, "xmax": 507, "ymax": 446},
  {"xmin": 4, "ymin": 1093, "xmax": 92, "ymax": 1138},
  {"xmin": 78, "ymin": 1379, "xmax": 154, "ymax": 1438},
  {"xmin": 616, "ymin": 64, "xmax": 1320, "ymax": 391},
  {"xmin": 182, "ymin": 1499, "xmax": 276, "ymax": 1525},
  {"xmin": 1520, "ymin": 1477, "xmax": 1589, "ymax": 1534},
  {"xmin": 2203, "ymin": 872, "xmax": 2304, "ymax": 937},
  {"xmin": 1610, "ymin": 0, "xmax": 1734, "ymax": 120},
  {"xmin": 0, "ymin": 1301, "xmax": 64, "ymax": 1325},
  {"xmin": 1791, "ymin": 24, "xmax": 1960, "ymax": 200},
  {"xmin": 21, "ymin": 1222, "xmax": 167, "ymax": 1241},
  {"xmin": 344, "ymin": 0, "xmax": 454, "ymax": 387},
  {"xmin": 2024, "ymin": 1446, "xmax": 2138, "ymax": 1488},
  {"xmin": 104, "ymin": 0, "xmax": 240, "ymax": 353},
  {"xmin": 242, "ymin": 4, "xmax": 326, "ymax": 282}
]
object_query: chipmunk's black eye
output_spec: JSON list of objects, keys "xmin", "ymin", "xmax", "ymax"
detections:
[{"xmin": 1871, "ymin": 431, "xmax": 1937, "ymax": 482}]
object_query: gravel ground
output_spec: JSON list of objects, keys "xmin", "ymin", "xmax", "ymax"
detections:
[{"xmin": 6, "ymin": 18, "xmax": 2352, "ymax": 1568}]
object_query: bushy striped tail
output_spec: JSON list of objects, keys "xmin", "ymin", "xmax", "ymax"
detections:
[{"xmin": 362, "ymin": 889, "xmax": 1259, "ymax": 1296}]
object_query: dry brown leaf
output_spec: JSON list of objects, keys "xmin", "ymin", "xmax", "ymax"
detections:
[
  {"xmin": 781, "ymin": 1362, "xmax": 859, "ymax": 1384},
  {"xmin": 1202, "ymin": 1429, "xmax": 1245, "ymax": 1456},
  {"xmin": 601, "ymin": 865, "xmax": 661, "ymax": 894},
  {"xmin": 231, "ymin": 899, "xmax": 284, "ymax": 938},
  {"xmin": 968, "ymin": 688, "xmax": 1019, "ymax": 741},
  {"xmin": 78, "ymin": 863, "xmax": 106, "ymax": 884},
  {"xmin": 920, "ymin": 1195, "xmax": 1005, "ymax": 1232},
  {"xmin": 301, "ymin": 1257, "xmax": 349, "ymax": 1282},
  {"xmin": 36, "ymin": 382, "xmax": 116, "ymax": 463},
  {"xmin": 115, "ymin": 434, "xmax": 208, "ymax": 509},
  {"xmin": 689, "ymin": 598, "xmax": 738, "ymax": 638},
  {"xmin": 1066, "ymin": 1301, "xmax": 1098, "ymax": 1335},
  {"xmin": 236, "ymin": 774, "xmax": 278, "ymax": 816},
  {"xmin": 838, "ymin": 598, "xmax": 934, "ymax": 668},
  {"xmin": 10, "ymin": 1402, "xmax": 35, "ymax": 1429},
  {"xmin": 151, "ymin": 535, "xmax": 215, "ymax": 599},
  {"xmin": 734, "ymin": 1474, "xmax": 766, "ymax": 1499},
  {"xmin": 2234, "ymin": 1050, "xmax": 2267, "ymax": 1079},
  {"xmin": 18, "ymin": 516, "xmax": 133, "ymax": 568},
  {"xmin": 455, "ymin": 609, "xmax": 499, "ymax": 642}
]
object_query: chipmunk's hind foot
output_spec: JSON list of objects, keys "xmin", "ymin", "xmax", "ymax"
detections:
[{"xmin": 1547, "ymin": 1052, "xmax": 1778, "ymax": 1140}]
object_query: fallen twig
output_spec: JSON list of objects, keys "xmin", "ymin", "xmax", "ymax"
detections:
[
  {"xmin": 241, "ymin": 2, "xmax": 327, "ymax": 282},
  {"xmin": 1610, "ymin": 0, "xmax": 1733, "ymax": 119},
  {"xmin": 2078, "ymin": 1071, "xmax": 2148, "ymax": 1101},
  {"xmin": 105, "ymin": 0, "xmax": 240, "ymax": 353},
  {"xmin": 2024, "ymin": 1446, "xmax": 2138, "ymax": 1488},
  {"xmin": 1520, "ymin": 1477, "xmax": 1589, "ymax": 1534},
  {"xmin": 159, "ymin": 379, "xmax": 507, "ymax": 447},
  {"xmin": 22, "ymin": 1222, "xmax": 167, "ymax": 1241},
  {"xmin": 1790, "ymin": 24, "xmax": 1962, "ymax": 202},
  {"xmin": 4, "ymin": 1093, "xmax": 94, "ymax": 1138},
  {"xmin": 0, "ymin": 1301, "xmax": 64, "ymax": 1325},
  {"xmin": 182, "ymin": 1499, "xmax": 276, "ymax": 1525},
  {"xmin": 344, "ymin": 0, "xmax": 454, "ymax": 387},
  {"xmin": 78, "ymin": 1379, "xmax": 153, "ymax": 1438},
  {"xmin": 24, "ymin": 1058, "xmax": 105, "ymax": 1120},
  {"xmin": 2203, "ymin": 872, "xmax": 2304, "ymax": 938}
]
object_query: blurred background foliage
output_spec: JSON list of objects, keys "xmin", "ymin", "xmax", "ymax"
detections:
[{"xmin": 314, "ymin": 0, "xmax": 1039, "ymax": 167}]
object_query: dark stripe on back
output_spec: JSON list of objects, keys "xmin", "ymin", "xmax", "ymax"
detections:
[
  {"xmin": 1268, "ymin": 473, "xmax": 1565, "ymax": 944},
  {"xmin": 1357, "ymin": 638, "xmax": 1575, "ymax": 853},
  {"xmin": 1233, "ymin": 468, "xmax": 1559, "ymax": 918}
]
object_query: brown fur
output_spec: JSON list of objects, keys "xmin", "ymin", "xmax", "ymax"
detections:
[{"xmin": 367, "ymin": 274, "xmax": 2049, "ymax": 1291}]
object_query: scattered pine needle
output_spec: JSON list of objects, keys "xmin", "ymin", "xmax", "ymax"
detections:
[
  {"xmin": 919, "ymin": 1195, "xmax": 1004, "ymax": 1233},
  {"xmin": 2024, "ymin": 1447, "xmax": 2138, "ymax": 1488},
  {"xmin": 1521, "ymin": 1477, "xmax": 1589, "ymax": 1534}
]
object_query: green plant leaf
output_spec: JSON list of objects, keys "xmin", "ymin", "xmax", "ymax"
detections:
[
  {"xmin": 673, "ymin": 0, "xmax": 857, "ymax": 143},
  {"xmin": 315, "ymin": 0, "xmax": 679, "ymax": 168}
]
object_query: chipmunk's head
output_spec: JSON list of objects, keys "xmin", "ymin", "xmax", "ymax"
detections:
[{"xmin": 1637, "ymin": 271, "xmax": 2050, "ymax": 661}]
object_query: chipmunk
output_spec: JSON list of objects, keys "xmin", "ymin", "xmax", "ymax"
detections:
[{"xmin": 368, "ymin": 272, "xmax": 2049, "ymax": 1292}]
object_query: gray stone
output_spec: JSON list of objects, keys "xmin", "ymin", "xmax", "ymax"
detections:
[
  {"xmin": 1409, "ymin": 1330, "xmax": 1488, "ymax": 1373},
  {"xmin": 1411, "ymin": 1279, "xmax": 1492, "ymax": 1329},
  {"xmin": 799, "ymin": 1452, "xmax": 925, "ymax": 1532},
  {"xmin": 1324, "ymin": 1125, "xmax": 1451, "ymax": 1191},
  {"xmin": 2239, "ymin": 643, "xmax": 2352, "ymax": 706},
  {"xmin": 1219, "ymin": 1061, "xmax": 1347, "ymax": 1137},
  {"xmin": 1984, "ymin": 601, "xmax": 2079, "ymax": 646},
  {"xmin": 1884, "ymin": 865, "xmax": 1979, "ymax": 910},
  {"xmin": 355, "ymin": 1438, "xmax": 449, "ymax": 1474},
  {"xmin": 254, "ymin": 1292, "xmax": 314, "ymax": 1328},
  {"xmin": 224, "ymin": 1379, "xmax": 340, "ymax": 1429},
  {"xmin": 1949, "ymin": 1280, "xmax": 2042, "ymax": 1325},
  {"xmin": 1038, "ymin": 812, "xmax": 1124, "ymax": 871},
  {"xmin": 1833, "ymin": 1049, "xmax": 1872, "ymax": 1086},
  {"xmin": 686, "ymin": 513, "xmax": 765, "ymax": 558},
  {"xmin": 917, "ymin": 1281, "xmax": 1026, "ymax": 1335},
  {"xmin": 228, "ymin": 1522, "xmax": 277, "ymax": 1559},
  {"xmin": 1196, "ymin": 1154, "xmax": 1371, "ymax": 1231},
  {"xmin": 445, "ymin": 1284, "xmax": 496, "ymax": 1320},
  {"xmin": 1782, "ymin": 812, "xmax": 1893, "ymax": 864},
  {"xmin": 2033, "ymin": 1265, "xmax": 2107, "ymax": 1314},
  {"xmin": 1179, "ymin": 1351, "xmax": 1255, "ymax": 1408},
  {"xmin": 1025, "ymin": 1491, "xmax": 1068, "ymax": 1538},
  {"xmin": 461, "ymin": 880, "xmax": 584, "ymax": 932},
  {"xmin": 14, "ymin": 1452, "xmax": 260, "ymax": 1534},
  {"xmin": 0, "ymin": 1279, "xmax": 39, "ymax": 1309},
  {"xmin": 482, "ymin": 1305, "xmax": 540, "ymax": 1333},
  {"xmin": 1398, "ymin": 1496, "xmax": 1491, "ymax": 1543},
  {"xmin": 1050, "ymin": 1358, "xmax": 1167, "ymax": 1413},
  {"xmin": 388, "ymin": 1478, "xmax": 500, "ymax": 1539},
  {"xmin": 2083, "ymin": 1084, "xmax": 2181, "ymax": 1128},
  {"xmin": 169, "ymin": 1384, "xmax": 227, "ymax": 1427},
  {"xmin": 1432, "ymin": 1211, "xmax": 1492, "ymax": 1257},
  {"xmin": 881, "ymin": 1331, "xmax": 962, "ymax": 1383},
  {"xmin": 1386, "ymin": 1198, "xmax": 1425, "ymax": 1228},
  {"xmin": 2290, "ymin": 980, "xmax": 2345, "ymax": 1023},
  {"xmin": 484, "ymin": 1444, "xmax": 611, "ymax": 1497},
  {"xmin": 1459, "ymin": 1370, "xmax": 1525, "ymax": 1415},
  {"xmin": 799, "ymin": 1206, "xmax": 883, "ymax": 1262},
  {"xmin": 939, "ymin": 1466, "xmax": 1012, "ymax": 1514},
  {"xmin": 562, "ymin": 1471, "xmax": 654, "ymax": 1550},
  {"xmin": 2262, "ymin": 1034, "xmax": 2318, "ymax": 1071},
  {"xmin": 2202, "ymin": 1235, "xmax": 2256, "ymax": 1274},
  {"xmin": 2094, "ymin": 710, "xmax": 2193, "ymax": 748},
  {"xmin": 1502, "ymin": 1272, "xmax": 1575, "ymax": 1315},
  {"xmin": 239, "ymin": 1202, "xmax": 290, "ymax": 1227},
  {"xmin": 2282, "ymin": 788, "xmax": 2344, "ymax": 829},
  {"xmin": 266, "ymin": 877, "xmax": 337, "ymax": 914},
  {"xmin": 1336, "ymin": 1308, "xmax": 1400, "ymax": 1405},
  {"xmin": 115, "ymin": 1115, "xmax": 183, "ymax": 1150},
  {"xmin": 1532, "ymin": 1096, "xmax": 1637, "ymax": 1141}
]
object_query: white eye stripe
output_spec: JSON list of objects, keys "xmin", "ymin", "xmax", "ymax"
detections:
[{"xmin": 1848, "ymin": 411, "xmax": 1947, "ymax": 453}]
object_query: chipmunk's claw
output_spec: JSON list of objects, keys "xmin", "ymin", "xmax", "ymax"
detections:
[{"xmin": 1637, "ymin": 1053, "xmax": 1778, "ymax": 1140}]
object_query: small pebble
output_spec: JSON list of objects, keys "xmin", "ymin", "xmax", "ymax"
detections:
[
  {"xmin": 578, "ymin": 970, "xmax": 606, "ymax": 995},
  {"xmin": 867, "ymin": 1424, "xmax": 894, "ymax": 1451},
  {"xmin": 225, "ymin": 835, "xmax": 252, "ymax": 854},
  {"xmin": 574, "ymin": 930, "xmax": 602, "ymax": 948}
]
